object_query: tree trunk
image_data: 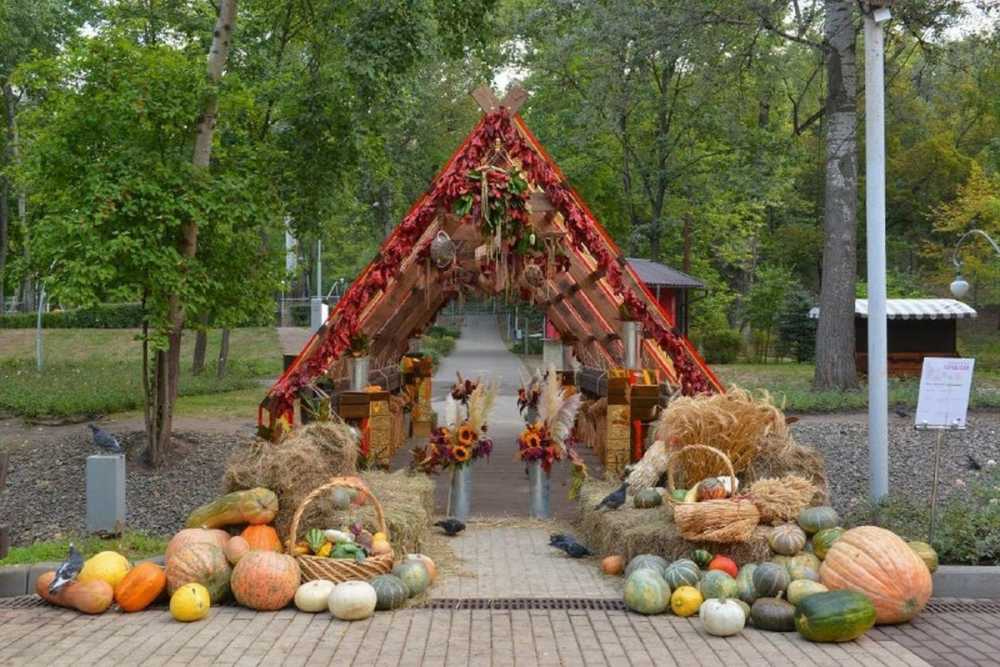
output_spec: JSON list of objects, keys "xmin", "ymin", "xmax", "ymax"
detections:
[
  {"xmin": 0, "ymin": 170, "xmax": 8, "ymax": 314},
  {"xmin": 191, "ymin": 314, "xmax": 210, "ymax": 375},
  {"xmin": 145, "ymin": 0, "xmax": 238, "ymax": 466},
  {"xmin": 1, "ymin": 84, "xmax": 17, "ymax": 313},
  {"xmin": 216, "ymin": 328, "xmax": 230, "ymax": 379},
  {"xmin": 813, "ymin": 0, "xmax": 859, "ymax": 391}
]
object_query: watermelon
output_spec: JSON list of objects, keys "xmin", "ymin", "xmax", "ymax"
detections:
[{"xmin": 794, "ymin": 590, "xmax": 876, "ymax": 642}]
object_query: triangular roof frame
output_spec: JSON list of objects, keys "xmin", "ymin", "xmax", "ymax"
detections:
[{"xmin": 261, "ymin": 86, "xmax": 722, "ymax": 430}]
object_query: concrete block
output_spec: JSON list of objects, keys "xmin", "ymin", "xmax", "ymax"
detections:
[
  {"xmin": 139, "ymin": 554, "xmax": 165, "ymax": 566},
  {"xmin": 86, "ymin": 454, "xmax": 126, "ymax": 534},
  {"xmin": 933, "ymin": 565, "xmax": 1000, "ymax": 599},
  {"xmin": 27, "ymin": 562, "xmax": 61, "ymax": 595},
  {"xmin": 0, "ymin": 565, "xmax": 29, "ymax": 597}
]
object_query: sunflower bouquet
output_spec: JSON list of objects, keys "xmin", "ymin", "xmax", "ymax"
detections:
[
  {"xmin": 516, "ymin": 372, "xmax": 542, "ymax": 418},
  {"xmin": 517, "ymin": 366, "xmax": 582, "ymax": 474},
  {"xmin": 450, "ymin": 372, "xmax": 479, "ymax": 407},
  {"xmin": 411, "ymin": 379, "xmax": 497, "ymax": 474}
]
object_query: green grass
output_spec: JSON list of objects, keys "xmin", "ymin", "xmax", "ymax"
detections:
[
  {"xmin": 0, "ymin": 532, "xmax": 169, "ymax": 566},
  {"xmin": 0, "ymin": 327, "xmax": 280, "ymax": 418},
  {"xmin": 714, "ymin": 362, "xmax": 1000, "ymax": 412}
]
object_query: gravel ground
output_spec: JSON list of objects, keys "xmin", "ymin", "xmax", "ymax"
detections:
[
  {"xmin": 1, "ymin": 413, "xmax": 998, "ymax": 546},
  {"xmin": 793, "ymin": 412, "xmax": 1000, "ymax": 518},
  {"xmin": 0, "ymin": 429, "xmax": 249, "ymax": 543}
]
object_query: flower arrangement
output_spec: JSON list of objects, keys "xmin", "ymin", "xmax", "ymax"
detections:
[
  {"xmin": 517, "ymin": 367, "xmax": 582, "ymax": 474},
  {"xmin": 516, "ymin": 374, "xmax": 541, "ymax": 417},
  {"xmin": 450, "ymin": 372, "xmax": 479, "ymax": 406},
  {"xmin": 411, "ymin": 379, "xmax": 497, "ymax": 474}
]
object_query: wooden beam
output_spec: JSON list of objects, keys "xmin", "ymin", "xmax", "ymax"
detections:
[
  {"xmin": 501, "ymin": 83, "xmax": 529, "ymax": 114},
  {"xmin": 471, "ymin": 85, "xmax": 500, "ymax": 113}
]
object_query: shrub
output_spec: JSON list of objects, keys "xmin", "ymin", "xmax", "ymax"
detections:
[
  {"xmin": 776, "ymin": 289, "xmax": 816, "ymax": 362},
  {"xmin": 697, "ymin": 328, "xmax": 742, "ymax": 364},
  {"xmin": 0, "ymin": 303, "xmax": 145, "ymax": 329}
]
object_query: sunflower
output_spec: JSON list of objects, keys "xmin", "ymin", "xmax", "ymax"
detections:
[
  {"xmin": 457, "ymin": 423, "xmax": 477, "ymax": 446},
  {"xmin": 520, "ymin": 429, "xmax": 543, "ymax": 450},
  {"xmin": 452, "ymin": 445, "xmax": 472, "ymax": 463}
]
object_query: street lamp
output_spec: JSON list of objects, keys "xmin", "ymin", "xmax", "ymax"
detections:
[{"xmin": 950, "ymin": 228, "xmax": 1000, "ymax": 300}]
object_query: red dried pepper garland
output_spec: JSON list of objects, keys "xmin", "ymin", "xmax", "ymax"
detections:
[{"xmin": 267, "ymin": 110, "xmax": 714, "ymax": 426}]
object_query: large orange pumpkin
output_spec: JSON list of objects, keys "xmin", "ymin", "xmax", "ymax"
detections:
[
  {"xmin": 241, "ymin": 525, "xmax": 283, "ymax": 552},
  {"xmin": 819, "ymin": 526, "xmax": 932, "ymax": 624},
  {"xmin": 115, "ymin": 561, "xmax": 167, "ymax": 612},
  {"xmin": 166, "ymin": 528, "xmax": 230, "ymax": 564},
  {"xmin": 165, "ymin": 543, "xmax": 232, "ymax": 604},
  {"xmin": 230, "ymin": 551, "xmax": 300, "ymax": 611}
]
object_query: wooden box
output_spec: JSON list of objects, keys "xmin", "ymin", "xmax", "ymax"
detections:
[
  {"xmin": 630, "ymin": 383, "xmax": 660, "ymax": 422},
  {"xmin": 336, "ymin": 392, "xmax": 371, "ymax": 420}
]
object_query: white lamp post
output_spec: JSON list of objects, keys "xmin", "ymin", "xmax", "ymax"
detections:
[{"xmin": 950, "ymin": 228, "xmax": 1000, "ymax": 300}]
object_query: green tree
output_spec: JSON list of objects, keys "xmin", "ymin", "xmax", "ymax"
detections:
[
  {"xmin": 777, "ymin": 288, "xmax": 817, "ymax": 363},
  {"xmin": 743, "ymin": 265, "xmax": 796, "ymax": 363}
]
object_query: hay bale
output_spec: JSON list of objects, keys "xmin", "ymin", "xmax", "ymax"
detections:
[
  {"xmin": 576, "ymin": 480, "xmax": 772, "ymax": 562},
  {"xmin": 748, "ymin": 440, "xmax": 828, "ymax": 503},
  {"xmin": 748, "ymin": 475, "xmax": 817, "ymax": 523},
  {"xmin": 223, "ymin": 419, "xmax": 359, "ymax": 538}
]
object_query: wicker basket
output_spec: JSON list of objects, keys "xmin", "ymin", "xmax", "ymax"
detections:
[
  {"xmin": 667, "ymin": 444, "xmax": 760, "ymax": 543},
  {"xmin": 287, "ymin": 476, "xmax": 395, "ymax": 583}
]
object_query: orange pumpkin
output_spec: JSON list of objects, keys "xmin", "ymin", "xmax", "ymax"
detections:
[
  {"xmin": 165, "ymin": 543, "xmax": 232, "ymax": 604},
  {"xmin": 819, "ymin": 526, "xmax": 932, "ymax": 624},
  {"xmin": 230, "ymin": 551, "xmax": 301, "ymax": 611},
  {"xmin": 696, "ymin": 478, "xmax": 728, "ymax": 501},
  {"xmin": 115, "ymin": 561, "xmax": 167, "ymax": 612},
  {"xmin": 241, "ymin": 525, "xmax": 283, "ymax": 552},
  {"xmin": 166, "ymin": 528, "xmax": 230, "ymax": 564},
  {"xmin": 601, "ymin": 555, "xmax": 625, "ymax": 576}
]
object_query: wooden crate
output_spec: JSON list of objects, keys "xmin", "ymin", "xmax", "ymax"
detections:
[{"xmin": 336, "ymin": 392, "xmax": 371, "ymax": 420}]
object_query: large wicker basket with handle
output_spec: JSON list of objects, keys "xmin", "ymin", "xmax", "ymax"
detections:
[
  {"xmin": 666, "ymin": 444, "xmax": 759, "ymax": 544},
  {"xmin": 287, "ymin": 476, "xmax": 395, "ymax": 583}
]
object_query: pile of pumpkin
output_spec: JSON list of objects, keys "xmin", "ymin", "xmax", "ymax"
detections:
[
  {"xmin": 34, "ymin": 486, "xmax": 438, "ymax": 622},
  {"xmin": 603, "ymin": 506, "xmax": 937, "ymax": 642}
]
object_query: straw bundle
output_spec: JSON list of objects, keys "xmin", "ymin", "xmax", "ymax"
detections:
[
  {"xmin": 656, "ymin": 387, "xmax": 788, "ymax": 485},
  {"xmin": 672, "ymin": 498, "xmax": 760, "ymax": 543},
  {"xmin": 748, "ymin": 475, "xmax": 817, "ymax": 524},
  {"xmin": 626, "ymin": 440, "xmax": 670, "ymax": 490}
]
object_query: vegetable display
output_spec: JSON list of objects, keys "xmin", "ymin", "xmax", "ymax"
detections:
[
  {"xmin": 36, "ymin": 571, "xmax": 114, "ymax": 615},
  {"xmin": 699, "ymin": 571, "xmax": 739, "ymax": 600},
  {"xmin": 77, "ymin": 551, "xmax": 131, "ymax": 588},
  {"xmin": 241, "ymin": 524, "xmax": 283, "ymax": 552},
  {"xmin": 750, "ymin": 597, "xmax": 796, "ymax": 632},
  {"xmin": 231, "ymin": 551, "xmax": 300, "ymax": 611},
  {"xmin": 787, "ymin": 580, "xmax": 829, "ymax": 605},
  {"xmin": 700, "ymin": 598, "xmax": 746, "ymax": 637},
  {"xmin": 329, "ymin": 581, "xmax": 377, "ymax": 621},
  {"xmin": 185, "ymin": 487, "xmax": 279, "ymax": 529},
  {"xmin": 752, "ymin": 563, "xmax": 790, "ymax": 598},
  {"xmin": 166, "ymin": 529, "xmax": 231, "ymax": 563},
  {"xmin": 165, "ymin": 543, "xmax": 232, "ymax": 604},
  {"xmin": 114, "ymin": 562, "xmax": 167, "ymax": 613},
  {"xmin": 294, "ymin": 580, "xmax": 336, "ymax": 613},
  {"xmin": 663, "ymin": 559, "xmax": 701, "ymax": 589},
  {"xmin": 768, "ymin": 524, "xmax": 807, "ymax": 556},
  {"xmin": 372, "ymin": 574, "xmax": 410, "ymax": 611},
  {"xmin": 625, "ymin": 554, "xmax": 668, "ymax": 578},
  {"xmin": 670, "ymin": 586, "xmax": 703, "ymax": 617},
  {"xmin": 794, "ymin": 591, "xmax": 877, "ymax": 642},
  {"xmin": 170, "ymin": 583, "xmax": 211, "ymax": 622},
  {"xmin": 392, "ymin": 560, "xmax": 431, "ymax": 596},
  {"xmin": 798, "ymin": 506, "xmax": 840, "ymax": 535},
  {"xmin": 623, "ymin": 569, "xmax": 671, "ymax": 615}
]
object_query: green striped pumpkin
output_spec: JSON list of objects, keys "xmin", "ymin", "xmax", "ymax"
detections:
[
  {"xmin": 663, "ymin": 559, "xmax": 701, "ymax": 590},
  {"xmin": 752, "ymin": 562, "xmax": 790, "ymax": 598},
  {"xmin": 699, "ymin": 571, "xmax": 739, "ymax": 600},
  {"xmin": 371, "ymin": 574, "xmax": 409, "ymax": 611},
  {"xmin": 798, "ymin": 506, "xmax": 840, "ymax": 535},
  {"xmin": 812, "ymin": 527, "xmax": 845, "ymax": 560},
  {"xmin": 794, "ymin": 590, "xmax": 876, "ymax": 642},
  {"xmin": 625, "ymin": 554, "xmax": 668, "ymax": 578},
  {"xmin": 624, "ymin": 570, "xmax": 670, "ymax": 615},
  {"xmin": 736, "ymin": 563, "xmax": 758, "ymax": 604}
]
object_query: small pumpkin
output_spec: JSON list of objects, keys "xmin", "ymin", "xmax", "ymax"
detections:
[
  {"xmin": 769, "ymin": 523, "xmax": 807, "ymax": 556},
  {"xmin": 696, "ymin": 477, "xmax": 728, "ymax": 501},
  {"xmin": 224, "ymin": 536, "xmax": 251, "ymax": 565},
  {"xmin": 115, "ymin": 561, "xmax": 167, "ymax": 613},
  {"xmin": 751, "ymin": 596, "xmax": 796, "ymax": 632},
  {"xmin": 798, "ymin": 506, "xmax": 840, "ymax": 535},
  {"xmin": 708, "ymin": 554, "xmax": 738, "ymax": 578},
  {"xmin": 625, "ymin": 554, "xmax": 668, "ymax": 578},
  {"xmin": 36, "ymin": 571, "xmax": 114, "ymax": 614},
  {"xmin": 371, "ymin": 539, "xmax": 392, "ymax": 557},
  {"xmin": 601, "ymin": 555, "xmax": 626, "ymax": 576},
  {"xmin": 663, "ymin": 559, "xmax": 701, "ymax": 589},
  {"xmin": 908, "ymin": 541, "xmax": 938, "ymax": 573},
  {"xmin": 165, "ymin": 543, "xmax": 232, "ymax": 604},
  {"xmin": 231, "ymin": 551, "xmax": 300, "ymax": 611},
  {"xmin": 690, "ymin": 549, "xmax": 713, "ymax": 569},
  {"xmin": 294, "ymin": 580, "xmax": 336, "ymax": 613},
  {"xmin": 812, "ymin": 527, "xmax": 845, "ymax": 560},
  {"xmin": 700, "ymin": 598, "xmax": 746, "ymax": 637},
  {"xmin": 670, "ymin": 585, "xmax": 703, "ymax": 617},
  {"xmin": 633, "ymin": 488, "xmax": 663, "ymax": 509},
  {"xmin": 405, "ymin": 554, "xmax": 438, "ymax": 582},
  {"xmin": 329, "ymin": 581, "xmax": 377, "ymax": 621},
  {"xmin": 241, "ymin": 524, "xmax": 283, "ymax": 552},
  {"xmin": 371, "ymin": 574, "xmax": 410, "ymax": 611},
  {"xmin": 392, "ymin": 560, "xmax": 431, "ymax": 597},
  {"xmin": 166, "ymin": 528, "xmax": 231, "ymax": 564},
  {"xmin": 623, "ymin": 569, "xmax": 671, "ymax": 615},
  {"xmin": 795, "ymin": 590, "xmax": 876, "ymax": 642},
  {"xmin": 787, "ymin": 580, "xmax": 829, "ymax": 606},
  {"xmin": 671, "ymin": 489, "xmax": 688, "ymax": 502},
  {"xmin": 786, "ymin": 554, "xmax": 821, "ymax": 582},
  {"xmin": 735, "ymin": 564, "xmax": 758, "ymax": 604},
  {"xmin": 78, "ymin": 551, "xmax": 131, "ymax": 589},
  {"xmin": 820, "ymin": 526, "xmax": 932, "ymax": 625},
  {"xmin": 185, "ymin": 487, "xmax": 278, "ymax": 529},
  {"xmin": 752, "ymin": 562, "xmax": 790, "ymax": 598},
  {"xmin": 699, "ymin": 570, "xmax": 739, "ymax": 600},
  {"xmin": 770, "ymin": 554, "xmax": 792, "ymax": 568},
  {"xmin": 170, "ymin": 583, "xmax": 211, "ymax": 622}
]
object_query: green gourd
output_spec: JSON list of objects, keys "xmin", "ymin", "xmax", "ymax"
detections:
[
  {"xmin": 735, "ymin": 563, "xmax": 758, "ymax": 604},
  {"xmin": 663, "ymin": 559, "xmax": 701, "ymax": 589},
  {"xmin": 794, "ymin": 591, "xmax": 876, "ymax": 642},
  {"xmin": 370, "ymin": 574, "xmax": 409, "ymax": 610},
  {"xmin": 798, "ymin": 506, "xmax": 840, "ymax": 535},
  {"xmin": 690, "ymin": 549, "xmax": 713, "ymax": 569},
  {"xmin": 751, "ymin": 596, "xmax": 796, "ymax": 632},
  {"xmin": 633, "ymin": 489, "xmax": 663, "ymax": 509},
  {"xmin": 813, "ymin": 527, "xmax": 845, "ymax": 560},
  {"xmin": 392, "ymin": 561, "xmax": 431, "ymax": 597},
  {"xmin": 625, "ymin": 554, "xmax": 669, "ymax": 578},
  {"xmin": 752, "ymin": 562, "xmax": 790, "ymax": 598},
  {"xmin": 699, "ymin": 571, "xmax": 739, "ymax": 600},
  {"xmin": 623, "ymin": 570, "xmax": 671, "ymax": 615}
]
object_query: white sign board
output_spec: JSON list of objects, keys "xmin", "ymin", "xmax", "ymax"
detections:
[{"xmin": 914, "ymin": 357, "xmax": 975, "ymax": 429}]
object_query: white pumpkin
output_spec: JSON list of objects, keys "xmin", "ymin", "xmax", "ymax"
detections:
[
  {"xmin": 699, "ymin": 598, "xmax": 746, "ymax": 637},
  {"xmin": 295, "ymin": 580, "xmax": 336, "ymax": 613},
  {"xmin": 328, "ymin": 581, "xmax": 377, "ymax": 621}
]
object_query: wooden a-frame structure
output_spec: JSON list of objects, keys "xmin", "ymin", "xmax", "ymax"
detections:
[{"xmin": 260, "ymin": 86, "xmax": 721, "ymax": 434}]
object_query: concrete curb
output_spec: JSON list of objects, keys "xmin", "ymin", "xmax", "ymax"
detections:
[
  {"xmin": 0, "ymin": 557, "xmax": 164, "ymax": 598},
  {"xmin": 932, "ymin": 565, "xmax": 1000, "ymax": 599}
]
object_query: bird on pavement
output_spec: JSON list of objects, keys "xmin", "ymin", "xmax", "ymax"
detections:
[
  {"xmin": 965, "ymin": 454, "xmax": 982, "ymax": 471},
  {"xmin": 49, "ymin": 544, "xmax": 84, "ymax": 595},
  {"xmin": 435, "ymin": 519, "xmax": 466, "ymax": 536},
  {"xmin": 88, "ymin": 424, "xmax": 123, "ymax": 454},
  {"xmin": 550, "ymin": 535, "xmax": 592, "ymax": 558},
  {"xmin": 594, "ymin": 482, "xmax": 628, "ymax": 511}
]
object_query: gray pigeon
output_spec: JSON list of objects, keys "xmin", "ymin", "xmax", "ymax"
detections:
[
  {"xmin": 49, "ymin": 544, "xmax": 84, "ymax": 594},
  {"xmin": 88, "ymin": 424, "xmax": 123, "ymax": 454},
  {"xmin": 594, "ymin": 482, "xmax": 628, "ymax": 511}
]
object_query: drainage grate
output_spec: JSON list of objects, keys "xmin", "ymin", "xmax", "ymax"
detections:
[
  {"xmin": 925, "ymin": 599, "xmax": 1000, "ymax": 614},
  {"xmin": 421, "ymin": 598, "xmax": 626, "ymax": 611},
  {"xmin": 0, "ymin": 595, "xmax": 46, "ymax": 609}
]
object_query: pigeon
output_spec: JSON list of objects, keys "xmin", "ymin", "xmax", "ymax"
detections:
[
  {"xmin": 434, "ymin": 519, "xmax": 466, "ymax": 536},
  {"xmin": 894, "ymin": 404, "xmax": 909, "ymax": 418},
  {"xmin": 88, "ymin": 424, "xmax": 123, "ymax": 454},
  {"xmin": 965, "ymin": 454, "xmax": 982, "ymax": 471},
  {"xmin": 49, "ymin": 544, "xmax": 84, "ymax": 595},
  {"xmin": 594, "ymin": 482, "xmax": 628, "ymax": 511},
  {"xmin": 550, "ymin": 535, "xmax": 591, "ymax": 558}
]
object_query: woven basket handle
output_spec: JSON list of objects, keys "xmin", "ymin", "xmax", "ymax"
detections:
[
  {"xmin": 286, "ymin": 476, "xmax": 389, "ymax": 552},
  {"xmin": 666, "ymin": 444, "xmax": 738, "ymax": 502}
]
